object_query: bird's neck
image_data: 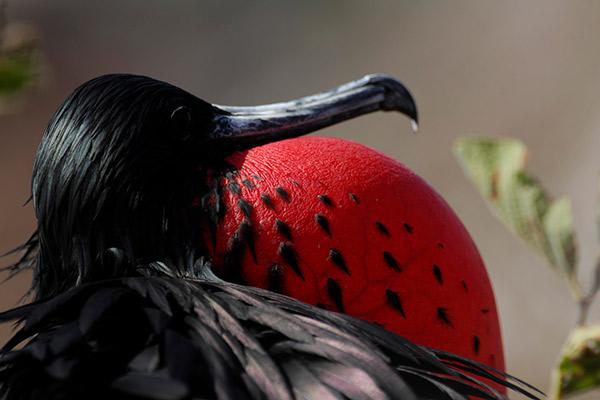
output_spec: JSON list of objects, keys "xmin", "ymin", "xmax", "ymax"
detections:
[{"xmin": 34, "ymin": 175, "xmax": 210, "ymax": 299}]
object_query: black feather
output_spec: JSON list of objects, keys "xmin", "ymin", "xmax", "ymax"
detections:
[
  {"xmin": 237, "ymin": 199, "xmax": 253, "ymax": 219},
  {"xmin": 328, "ymin": 249, "xmax": 350, "ymax": 275},
  {"xmin": 326, "ymin": 278, "xmax": 345, "ymax": 313},
  {"xmin": 228, "ymin": 182, "xmax": 242, "ymax": 196},
  {"xmin": 260, "ymin": 194, "xmax": 275, "ymax": 210},
  {"xmin": 275, "ymin": 187, "xmax": 290, "ymax": 202},
  {"xmin": 0, "ymin": 273, "xmax": 539, "ymax": 399},
  {"xmin": 375, "ymin": 222, "xmax": 390, "ymax": 238},
  {"xmin": 433, "ymin": 264, "xmax": 444, "ymax": 285},
  {"xmin": 386, "ymin": 289, "xmax": 406, "ymax": 319},
  {"xmin": 317, "ymin": 195, "xmax": 334, "ymax": 207},
  {"xmin": 383, "ymin": 251, "xmax": 402, "ymax": 272},
  {"xmin": 274, "ymin": 219, "xmax": 293, "ymax": 242},
  {"xmin": 267, "ymin": 264, "xmax": 284, "ymax": 294},
  {"xmin": 241, "ymin": 179, "xmax": 254, "ymax": 189},
  {"xmin": 349, "ymin": 193, "xmax": 360, "ymax": 204},
  {"xmin": 25, "ymin": 75, "xmax": 216, "ymax": 300},
  {"xmin": 437, "ymin": 307, "xmax": 453, "ymax": 327},
  {"xmin": 278, "ymin": 242, "xmax": 303, "ymax": 280},
  {"xmin": 315, "ymin": 214, "xmax": 332, "ymax": 237}
]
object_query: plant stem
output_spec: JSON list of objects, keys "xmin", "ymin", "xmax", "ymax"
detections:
[
  {"xmin": 575, "ymin": 258, "xmax": 600, "ymax": 326},
  {"xmin": 577, "ymin": 297, "xmax": 592, "ymax": 326},
  {"xmin": 0, "ymin": 0, "xmax": 6, "ymax": 33},
  {"xmin": 0, "ymin": 0, "xmax": 6, "ymax": 58}
]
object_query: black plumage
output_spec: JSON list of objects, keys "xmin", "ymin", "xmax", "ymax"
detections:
[
  {"xmin": 0, "ymin": 263, "xmax": 538, "ymax": 400},
  {"xmin": 0, "ymin": 74, "xmax": 540, "ymax": 399}
]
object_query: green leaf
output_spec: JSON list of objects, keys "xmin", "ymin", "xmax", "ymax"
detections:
[
  {"xmin": 0, "ymin": 50, "xmax": 37, "ymax": 96},
  {"xmin": 454, "ymin": 138, "xmax": 579, "ymax": 295},
  {"xmin": 544, "ymin": 198, "xmax": 577, "ymax": 286},
  {"xmin": 552, "ymin": 325, "xmax": 600, "ymax": 398},
  {"xmin": 0, "ymin": 22, "xmax": 41, "ymax": 110}
]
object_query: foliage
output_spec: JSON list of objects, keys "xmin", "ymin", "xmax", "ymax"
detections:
[
  {"xmin": 455, "ymin": 137, "xmax": 600, "ymax": 399},
  {"xmin": 454, "ymin": 138, "xmax": 579, "ymax": 294},
  {"xmin": 0, "ymin": 46, "xmax": 37, "ymax": 96},
  {"xmin": 552, "ymin": 325, "xmax": 600, "ymax": 398},
  {"xmin": 0, "ymin": 21, "xmax": 40, "ymax": 113}
]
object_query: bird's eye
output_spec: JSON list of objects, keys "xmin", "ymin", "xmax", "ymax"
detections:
[{"xmin": 170, "ymin": 106, "xmax": 192, "ymax": 140}]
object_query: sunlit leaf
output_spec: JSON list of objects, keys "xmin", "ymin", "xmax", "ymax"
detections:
[
  {"xmin": 551, "ymin": 325, "xmax": 600, "ymax": 399},
  {"xmin": 454, "ymin": 138, "xmax": 579, "ymax": 294}
]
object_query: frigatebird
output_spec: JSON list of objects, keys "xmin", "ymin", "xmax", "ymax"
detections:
[{"xmin": 0, "ymin": 74, "xmax": 539, "ymax": 400}]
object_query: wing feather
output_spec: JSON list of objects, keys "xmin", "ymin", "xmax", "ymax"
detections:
[{"xmin": 0, "ymin": 271, "xmax": 540, "ymax": 400}]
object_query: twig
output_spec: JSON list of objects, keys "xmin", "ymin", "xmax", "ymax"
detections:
[
  {"xmin": 0, "ymin": 0, "xmax": 6, "ymax": 33},
  {"xmin": 576, "ymin": 258, "xmax": 600, "ymax": 326},
  {"xmin": 0, "ymin": 0, "xmax": 6, "ymax": 56}
]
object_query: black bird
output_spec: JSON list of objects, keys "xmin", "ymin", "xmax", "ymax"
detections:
[{"xmin": 0, "ymin": 74, "xmax": 540, "ymax": 400}]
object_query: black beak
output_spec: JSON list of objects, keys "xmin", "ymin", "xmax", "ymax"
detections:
[{"xmin": 208, "ymin": 74, "xmax": 418, "ymax": 152}]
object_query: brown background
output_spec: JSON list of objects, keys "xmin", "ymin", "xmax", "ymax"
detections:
[{"xmin": 2, "ymin": 1, "xmax": 600, "ymax": 398}]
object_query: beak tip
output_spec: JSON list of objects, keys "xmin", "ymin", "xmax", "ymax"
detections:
[
  {"xmin": 368, "ymin": 74, "xmax": 418, "ymax": 125},
  {"xmin": 410, "ymin": 119, "xmax": 419, "ymax": 134},
  {"xmin": 398, "ymin": 88, "xmax": 418, "ymax": 125}
]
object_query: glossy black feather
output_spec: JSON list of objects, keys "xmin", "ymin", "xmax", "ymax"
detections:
[
  {"xmin": 28, "ymin": 75, "xmax": 216, "ymax": 300},
  {"xmin": 0, "ymin": 266, "xmax": 540, "ymax": 400}
]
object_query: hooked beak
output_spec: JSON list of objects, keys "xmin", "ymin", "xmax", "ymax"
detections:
[{"xmin": 208, "ymin": 74, "xmax": 418, "ymax": 152}]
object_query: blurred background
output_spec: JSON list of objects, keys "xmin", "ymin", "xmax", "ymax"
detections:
[{"xmin": 1, "ymin": 0, "xmax": 600, "ymax": 397}]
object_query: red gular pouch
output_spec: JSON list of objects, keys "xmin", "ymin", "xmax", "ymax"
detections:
[{"xmin": 203, "ymin": 136, "xmax": 506, "ymax": 393}]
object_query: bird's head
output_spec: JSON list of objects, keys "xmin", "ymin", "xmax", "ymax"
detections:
[{"xmin": 30, "ymin": 73, "xmax": 417, "ymax": 298}]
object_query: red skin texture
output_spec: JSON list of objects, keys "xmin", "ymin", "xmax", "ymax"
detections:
[{"xmin": 206, "ymin": 136, "xmax": 505, "ymax": 375}]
